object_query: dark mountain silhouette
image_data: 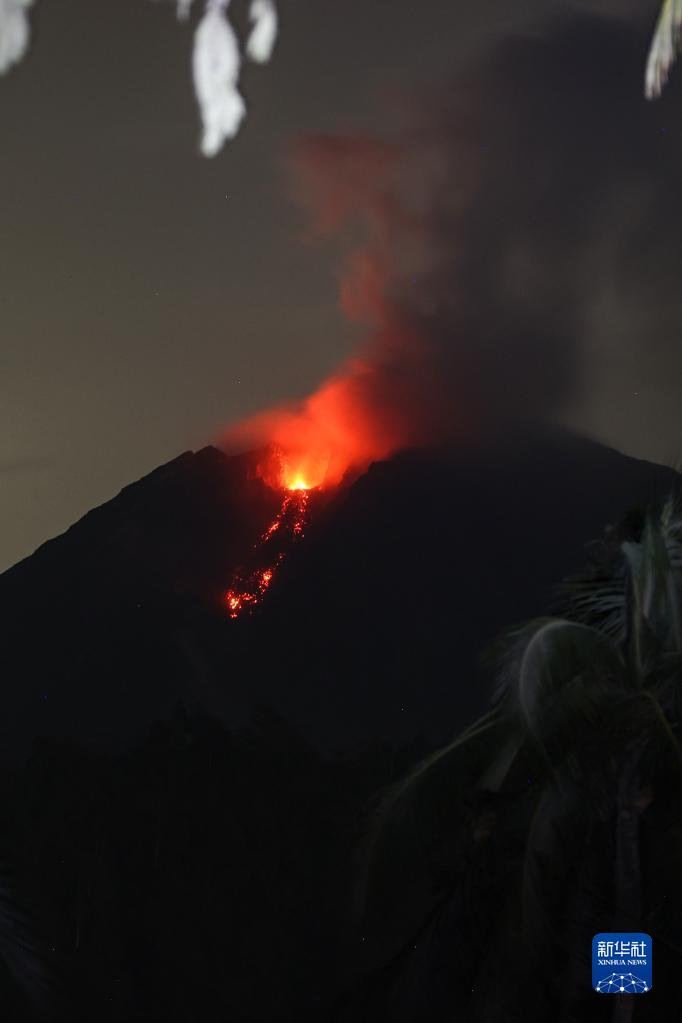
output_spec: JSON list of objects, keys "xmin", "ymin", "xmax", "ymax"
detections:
[
  {"xmin": 1, "ymin": 426, "xmax": 681, "ymax": 1022},
  {"xmin": 1, "ymin": 426, "xmax": 679, "ymax": 763}
]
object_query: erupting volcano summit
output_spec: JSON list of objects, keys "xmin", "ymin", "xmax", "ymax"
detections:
[
  {"xmin": 219, "ymin": 362, "xmax": 407, "ymax": 618},
  {"xmin": 224, "ymin": 448, "xmax": 321, "ymax": 619}
]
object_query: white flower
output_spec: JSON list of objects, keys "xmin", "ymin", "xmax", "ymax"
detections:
[
  {"xmin": 246, "ymin": 0, "xmax": 278, "ymax": 65},
  {"xmin": 0, "ymin": 0, "xmax": 279, "ymax": 156},
  {"xmin": 192, "ymin": 0, "xmax": 246, "ymax": 156},
  {"xmin": 0, "ymin": 0, "xmax": 33, "ymax": 75}
]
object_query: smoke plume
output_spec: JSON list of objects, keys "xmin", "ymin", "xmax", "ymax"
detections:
[{"xmin": 222, "ymin": 16, "xmax": 682, "ymax": 484}]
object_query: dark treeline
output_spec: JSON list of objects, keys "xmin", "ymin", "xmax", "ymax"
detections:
[
  {"xmin": 0, "ymin": 705, "xmax": 427, "ymax": 1022},
  {"xmin": 5, "ymin": 681, "xmax": 681, "ymax": 1022}
]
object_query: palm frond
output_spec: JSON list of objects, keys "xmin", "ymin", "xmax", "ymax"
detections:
[
  {"xmin": 361, "ymin": 708, "xmax": 502, "ymax": 843},
  {"xmin": 639, "ymin": 688, "xmax": 682, "ymax": 783},
  {"xmin": 513, "ymin": 620, "xmax": 623, "ymax": 720},
  {"xmin": 482, "ymin": 616, "xmax": 559, "ymax": 705},
  {"xmin": 504, "ymin": 619, "xmax": 628, "ymax": 771},
  {"xmin": 661, "ymin": 494, "xmax": 682, "ymax": 650},
  {"xmin": 622, "ymin": 497, "xmax": 682, "ymax": 658},
  {"xmin": 520, "ymin": 770, "xmax": 603, "ymax": 954},
  {"xmin": 646, "ymin": 0, "xmax": 682, "ymax": 100},
  {"xmin": 554, "ymin": 561, "xmax": 626, "ymax": 643},
  {"xmin": 356, "ymin": 710, "xmax": 508, "ymax": 922},
  {"xmin": 0, "ymin": 863, "xmax": 52, "ymax": 1017}
]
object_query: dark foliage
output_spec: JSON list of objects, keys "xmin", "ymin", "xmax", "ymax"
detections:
[{"xmin": 0, "ymin": 705, "xmax": 427, "ymax": 1022}]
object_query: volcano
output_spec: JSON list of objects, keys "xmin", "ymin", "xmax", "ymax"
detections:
[
  {"xmin": 1, "ymin": 427, "xmax": 681, "ymax": 1023},
  {"xmin": 1, "ymin": 426, "xmax": 679, "ymax": 764}
]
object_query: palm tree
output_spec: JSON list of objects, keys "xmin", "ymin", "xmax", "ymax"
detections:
[{"xmin": 358, "ymin": 492, "xmax": 682, "ymax": 1021}]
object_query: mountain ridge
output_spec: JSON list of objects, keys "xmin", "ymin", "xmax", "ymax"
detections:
[{"xmin": 1, "ymin": 427, "xmax": 680, "ymax": 762}]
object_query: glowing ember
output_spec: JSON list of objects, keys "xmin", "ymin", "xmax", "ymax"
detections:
[{"xmin": 225, "ymin": 487, "xmax": 312, "ymax": 619}]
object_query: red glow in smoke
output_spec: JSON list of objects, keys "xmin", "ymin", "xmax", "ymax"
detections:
[
  {"xmin": 220, "ymin": 133, "xmax": 446, "ymax": 618},
  {"xmin": 220, "ymin": 134, "xmax": 440, "ymax": 496},
  {"xmin": 224, "ymin": 352, "xmax": 416, "ymax": 494}
]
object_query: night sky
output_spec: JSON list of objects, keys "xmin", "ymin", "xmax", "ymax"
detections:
[{"xmin": 1, "ymin": 0, "xmax": 677, "ymax": 572}]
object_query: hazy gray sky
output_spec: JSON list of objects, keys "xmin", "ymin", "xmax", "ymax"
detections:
[{"xmin": 0, "ymin": 0, "xmax": 674, "ymax": 571}]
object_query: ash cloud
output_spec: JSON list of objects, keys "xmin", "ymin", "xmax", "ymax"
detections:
[{"xmin": 276, "ymin": 16, "xmax": 682, "ymax": 457}]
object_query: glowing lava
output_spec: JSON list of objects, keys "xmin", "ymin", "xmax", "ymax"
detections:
[
  {"xmin": 221, "ymin": 358, "xmax": 406, "ymax": 494},
  {"xmin": 220, "ymin": 361, "xmax": 405, "ymax": 620},
  {"xmin": 225, "ymin": 486, "xmax": 312, "ymax": 619}
]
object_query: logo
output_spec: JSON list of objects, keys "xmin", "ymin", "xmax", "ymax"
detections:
[{"xmin": 592, "ymin": 933, "xmax": 652, "ymax": 994}]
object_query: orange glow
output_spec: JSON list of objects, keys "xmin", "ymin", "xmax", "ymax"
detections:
[
  {"xmin": 219, "ymin": 131, "xmax": 439, "ymax": 521},
  {"xmin": 287, "ymin": 477, "xmax": 313, "ymax": 492},
  {"xmin": 222, "ymin": 356, "xmax": 410, "ymax": 496},
  {"xmin": 225, "ymin": 489, "xmax": 311, "ymax": 619},
  {"xmin": 218, "ymin": 146, "xmax": 425, "ymax": 617}
]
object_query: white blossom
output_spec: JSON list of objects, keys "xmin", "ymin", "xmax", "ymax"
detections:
[
  {"xmin": 0, "ymin": 0, "xmax": 279, "ymax": 156},
  {"xmin": 0, "ymin": 0, "xmax": 33, "ymax": 75},
  {"xmin": 246, "ymin": 0, "xmax": 278, "ymax": 65},
  {"xmin": 192, "ymin": 0, "xmax": 245, "ymax": 157}
]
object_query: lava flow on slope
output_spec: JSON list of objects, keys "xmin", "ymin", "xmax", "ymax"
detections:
[
  {"xmin": 225, "ymin": 463, "xmax": 316, "ymax": 619},
  {"xmin": 220, "ymin": 351, "xmax": 404, "ymax": 619}
]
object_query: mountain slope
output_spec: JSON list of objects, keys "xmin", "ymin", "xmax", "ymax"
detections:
[{"xmin": 1, "ymin": 427, "xmax": 679, "ymax": 761}]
